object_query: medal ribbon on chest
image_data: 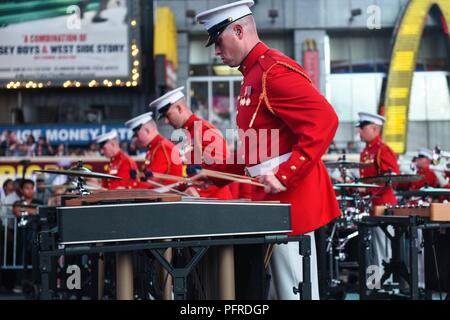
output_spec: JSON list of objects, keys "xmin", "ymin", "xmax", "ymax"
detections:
[{"xmin": 240, "ymin": 85, "xmax": 252, "ymax": 106}]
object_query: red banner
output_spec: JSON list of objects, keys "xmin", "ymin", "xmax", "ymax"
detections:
[{"xmin": 303, "ymin": 50, "xmax": 319, "ymax": 89}]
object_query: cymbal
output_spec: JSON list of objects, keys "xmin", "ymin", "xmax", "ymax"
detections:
[
  {"xmin": 336, "ymin": 196, "xmax": 355, "ymax": 201},
  {"xmin": 34, "ymin": 168, "xmax": 122, "ymax": 180},
  {"xmin": 42, "ymin": 183, "xmax": 104, "ymax": 191},
  {"xmin": 360, "ymin": 174, "xmax": 423, "ymax": 184},
  {"xmin": 334, "ymin": 182, "xmax": 381, "ymax": 189},
  {"xmin": 325, "ymin": 160, "xmax": 372, "ymax": 169},
  {"xmin": 0, "ymin": 203, "xmax": 39, "ymax": 209},
  {"xmin": 396, "ymin": 187, "xmax": 450, "ymax": 197}
]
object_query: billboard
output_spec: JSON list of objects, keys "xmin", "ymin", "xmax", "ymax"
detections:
[
  {"xmin": 0, "ymin": 0, "xmax": 141, "ymax": 88},
  {"xmin": 0, "ymin": 123, "xmax": 133, "ymax": 145}
]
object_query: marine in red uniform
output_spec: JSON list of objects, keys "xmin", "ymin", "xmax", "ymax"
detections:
[
  {"xmin": 125, "ymin": 112, "xmax": 183, "ymax": 187},
  {"xmin": 357, "ymin": 112, "xmax": 401, "ymax": 280},
  {"xmin": 95, "ymin": 130, "xmax": 139, "ymax": 189},
  {"xmin": 196, "ymin": 0, "xmax": 340, "ymax": 300},
  {"xmin": 408, "ymin": 149, "xmax": 438, "ymax": 190},
  {"xmin": 444, "ymin": 169, "xmax": 450, "ymax": 189},
  {"xmin": 443, "ymin": 168, "xmax": 450, "ymax": 202},
  {"xmin": 357, "ymin": 112, "xmax": 400, "ymax": 207},
  {"xmin": 197, "ymin": 10, "xmax": 340, "ymax": 237},
  {"xmin": 150, "ymin": 86, "xmax": 233, "ymax": 199}
]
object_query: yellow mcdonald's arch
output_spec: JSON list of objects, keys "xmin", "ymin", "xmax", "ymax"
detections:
[{"xmin": 383, "ymin": 0, "xmax": 450, "ymax": 154}]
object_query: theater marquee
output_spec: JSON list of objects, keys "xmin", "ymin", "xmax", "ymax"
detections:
[{"xmin": 0, "ymin": 0, "xmax": 142, "ymax": 89}]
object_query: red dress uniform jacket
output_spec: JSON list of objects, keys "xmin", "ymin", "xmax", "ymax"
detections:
[
  {"xmin": 215, "ymin": 42, "xmax": 340, "ymax": 235},
  {"xmin": 182, "ymin": 114, "xmax": 233, "ymax": 199},
  {"xmin": 445, "ymin": 172, "xmax": 450, "ymax": 190},
  {"xmin": 445, "ymin": 171, "xmax": 450, "ymax": 188},
  {"xmin": 442, "ymin": 172, "xmax": 450, "ymax": 201},
  {"xmin": 102, "ymin": 150, "xmax": 139, "ymax": 189},
  {"xmin": 139, "ymin": 134, "xmax": 183, "ymax": 186},
  {"xmin": 409, "ymin": 167, "xmax": 438, "ymax": 190},
  {"xmin": 229, "ymin": 182, "xmax": 252, "ymax": 200},
  {"xmin": 359, "ymin": 135, "xmax": 400, "ymax": 207}
]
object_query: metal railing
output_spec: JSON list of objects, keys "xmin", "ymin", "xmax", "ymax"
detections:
[{"xmin": 1, "ymin": 216, "xmax": 32, "ymax": 270}]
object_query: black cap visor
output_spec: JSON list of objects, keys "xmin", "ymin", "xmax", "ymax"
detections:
[
  {"xmin": 416, "ymin": 154, "xmax": 432, "ymax": 160},
  {"xmin": 157, "ymin": 103, "xmax": 172, "ymax": 120},
  {"xmin": 98, "ymin": 140, "xmax": 108, "ymax": 149},
  {"xmin": 204, "ymin": 14, "xmax": 252, "ymax": 47},
  {"xmin": 205, "ymin": 18, "xmax": 232, "ymax": 47},
  {"xmin": 132, "ymin": 124, "xmax": 143, "ymax": 138},
  {"xmin": 355, "ymin": 120, "xmax": 374, "ymax": 128}
]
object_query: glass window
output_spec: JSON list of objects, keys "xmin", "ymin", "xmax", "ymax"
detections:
[
  {"xmin": 189, "ymin": 82, "xmax": 209, "ymax": 120},
  {"xmin": 330, "ymin": 28, "xmax": 448, "ymax": 74},
  {"xmin": 329, "ymin": 73, "xmax": 384, "ymax": 122},
  {"xmin": 330, "ymin": 33, "xmax": 391, "ymax": 73},
  {"xmin": 211, "ymin": 81, "xmax": 231, "ymax": 128}
]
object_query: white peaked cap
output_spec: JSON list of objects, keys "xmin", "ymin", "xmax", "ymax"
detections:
[
  {"xmin": 417, "ymin": 148, "xmax": 433, "ymax": 160},
  {"xmin": 356, "ymin": 112, "xmax": 386, "ymax": 127},
  {"xmin": 124, "ymin": 111, "xmax": 154, "ymax": 131},
  {"xmin": 196, "ymin": 0, "xmax": 255, "ymax": 47},
  {"xmin": 95, "ymin": 130, "xmax": 118, "ymax": 144},
  {"xmin": 149, "ymin": 86, "xmax": 185, "ymax": 119}
]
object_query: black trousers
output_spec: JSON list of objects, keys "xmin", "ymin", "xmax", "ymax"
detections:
[{"xmin": 234, "ymin": 244, "xmax": 267, "ymax": 300}]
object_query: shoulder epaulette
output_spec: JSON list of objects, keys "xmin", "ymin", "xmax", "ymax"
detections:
[{"xmin": 248, "ymin": 50, "xmax": 312, "ymax": 128}]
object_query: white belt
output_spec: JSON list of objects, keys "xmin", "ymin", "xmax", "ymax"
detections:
[{"xmin": 245, "ymin": 152, "xmax": 292, "ymax": 177}]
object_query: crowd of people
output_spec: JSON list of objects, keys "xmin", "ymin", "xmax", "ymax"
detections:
[
  {"xmin": 0, "ymin": 128, "xmax": 363, "ymax": 159},
  {"xmin": 0, "ymin": 130, "xmax": 141, "ymax": 157}
]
